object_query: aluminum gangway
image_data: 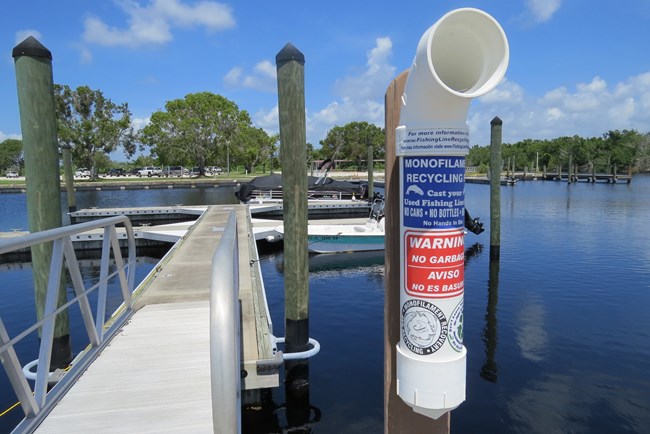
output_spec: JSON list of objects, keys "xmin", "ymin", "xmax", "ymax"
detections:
[{"xmin": 1, "ymin": 205, "xmax": 279, "ymax": 433}]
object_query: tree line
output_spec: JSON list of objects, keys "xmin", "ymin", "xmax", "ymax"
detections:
[
  {"xmin": 467, "ymin": 130, "xmax": 650, "ymax": 173},
  {"xmin": 1, "ymin": 83, "xmax": 650, "ymax": 177}
]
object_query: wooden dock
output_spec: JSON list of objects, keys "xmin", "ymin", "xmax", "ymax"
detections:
[{"xmin": 33, "ymin": 205, "xmax": 278, "ymax": 433}]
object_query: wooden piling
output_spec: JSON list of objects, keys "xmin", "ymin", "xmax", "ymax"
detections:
[
  {"xmin": 276, "ymin": 42, "xmax": 311, "ymax": 427},
  {"xmin": 489, "ymin": 117, "xmax": 502, "ymax": 260},
  {"xmin": 367, "ymin": 142, "xmax": 374, "ymax": 199},
  {"xmin": 13, "ymin": 36, "xmax": 71, "ymax": 368},
  {"xmin": 62, "ymin": 144, "xmax": 77, "ymax": 213},
  {"xmin": 384, "ymin": 71, "xmax": 449, "ymax": 434}
]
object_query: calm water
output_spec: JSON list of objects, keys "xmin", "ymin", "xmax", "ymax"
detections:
[{"xmin": 1, "ymin": 178, "xmax": 650, "ymax": 433}]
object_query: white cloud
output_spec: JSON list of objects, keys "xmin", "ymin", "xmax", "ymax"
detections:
[
  {"xmin": 480, "ymin": 78, "xmax": 524, "ymax": 104},
  {"xmin": 83, "ymin": 0, "xmax": 235, "ymax": 48},
  {"xmin": 79, "ymin": 46, "xmax": 93, "ymax": 64},
  {"xmin": 468, "ymin": 71, "xmax": 650, "ymax": 145},
  {"xmin": 526, "ymin": 0, "xmax": 562, "ymax": 23},
  {"xmin": 0, "ymin": 131, "xmax": 21, "ymax": 142},
  {"xmin": 15, "ymin": 29, "xmax": 42, "ymax": 45},
  {"xmin": 224, "ymin": 60, "xmax": 277, "ymax": 92},
  {"xmin": 302, "ymin": 37, "xmax": 395, "ymax": 144},
  {"xmin": 131, "ymin": 116, "xmax": 150, "ymax": 131},
  {"xmin": 334, "ymin": 37, "xmax": 396, "ymax": 101},
  {"xmin": 252, "ymin": 105, "xmax": 279, "ymax": 136},
  {"xmin": 250, "ymin": 37, "xmax": 395, "ymax": 145}
]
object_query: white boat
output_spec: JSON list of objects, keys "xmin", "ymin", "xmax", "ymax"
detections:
[
  {"xmin": 275, "ymin": 218, "xmax": 384, "ymax": 254},
  {"xmin": 274, "ymin": 197, "xmax": 385, "ymax": 254},
  {"xmin": 271, "ymin": 198, "xmax": 484, "ymax": 254}
]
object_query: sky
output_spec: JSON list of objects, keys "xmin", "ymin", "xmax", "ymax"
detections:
[{"xmin": 2, "ymin": 0, "xmax": 650, "ymax": 161}]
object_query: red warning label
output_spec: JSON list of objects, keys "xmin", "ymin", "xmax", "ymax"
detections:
[{"xmin": 404, "ymin": 230, "xmax": 465, "ymax": 298}]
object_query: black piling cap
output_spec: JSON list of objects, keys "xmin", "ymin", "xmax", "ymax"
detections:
[
  {"xmin": 491, "ymin": 116, "xmax": 503, "ymax": 126},
  {"xmin": 13, "ymin": 36, "xmax": 52, "ymax": 60},
  {"xmin": 276, "ymin": 43, "xmax": 305, "ymax": 67}
]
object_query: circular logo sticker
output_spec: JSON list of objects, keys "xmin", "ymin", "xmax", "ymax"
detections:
[
  {"xmin": 448, "ymin": 299, "xmax": 464, "ymax": 352},
  {"xmin": 401, "ymin": 299, "xmax": 447, "ymax": 355}
]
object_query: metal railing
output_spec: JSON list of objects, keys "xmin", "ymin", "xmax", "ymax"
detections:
[
  {"xmin": 0, "ymin": 216, "xmax": 136, "ymax": 432},
  {"xmin": 210, "ymin": 211, "xmax": 242, "ymax": 434},
  {"xmin": 250, "ymin": 188, "xmax": 349, "ymax": 201}
]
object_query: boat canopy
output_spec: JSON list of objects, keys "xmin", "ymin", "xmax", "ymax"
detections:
[{"xmin": 235, "ymin": 173, "xmax": 365, "ymax": 202}]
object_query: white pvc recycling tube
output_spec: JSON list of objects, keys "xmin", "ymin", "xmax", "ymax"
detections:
[{"xmin": 395, "ymin": 8, "xmax": 509, "ymax": 420}]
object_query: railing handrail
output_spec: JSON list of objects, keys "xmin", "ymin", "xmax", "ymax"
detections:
[
  {"xmin": 210, "ymin": 210, "xmax": 242, "ymax": 434},
  {"xmin": 0, "ymin": 215, "xmax": 133, "ymax": 255},
  {"xmin": 0, "ymin": 216, "xmax": 137, "ymax": 431}
]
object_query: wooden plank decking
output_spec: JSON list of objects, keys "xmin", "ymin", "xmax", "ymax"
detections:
[{"xmin": 34, "ymin": 204, "xmax": 277, "ymax": 432}]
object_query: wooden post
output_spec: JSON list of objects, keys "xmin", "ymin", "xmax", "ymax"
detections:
[
  {"xmin": 592, "ymin": 163, "xmax": 596, "ymax": 183},
  {"xmin": 384, "ymin": 71, "xmax": 450, "ymax": 433},
  {"xmin": 13, "ymin": 36, "xmax": 72, "ymax": 369},
  {"xmin": 367, "ymin": 142, "xmax": 374, "ymax": 199},
  {"xmin": 62, "ymin": 144, "xmax": 77, "ymax": 213},
  {"xmin": 568, "ymin": 154, "xmax": 573, "ymax": 184},
  {"xmin": 489, "ymin": 117, "xmax": 502, "ymax": 260},
  {"xmin": 276, "ymin": 42, "xmax": 311, "ymax": 427}
]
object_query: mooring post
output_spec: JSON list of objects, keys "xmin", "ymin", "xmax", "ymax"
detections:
[
  {"xmin": 61, "ymin": 144, "xmax": 77, "ymax": 214},
  {"xmin": 13, "ymin": 36, "xmax": 72, "ymax": 369},
  {"xmin": 384, "ymin": 71, "xmax": 450, "ymax": 433},
  {"xmin": 276, "ymin": 42, "xmax": 311, "ymax": 427},
  {"xmin": 367, "ymin": 140, "xmax": 374, "ymax": 199},
  {"xmin": 489, "ymin": 117, "xmax": 502, "ymax": 260}
]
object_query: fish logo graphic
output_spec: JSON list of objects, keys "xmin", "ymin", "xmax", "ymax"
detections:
[{"xmin": 406, "ymin": 184, "xmax": 424, "ymax": 196}]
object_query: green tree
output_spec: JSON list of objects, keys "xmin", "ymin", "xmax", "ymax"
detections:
[
  {"xmin": 142, "ymin": 92, "xmax": 251, "ymax": 176},
  {"xmin": 602, "ymin": 130, "xmax": 640, "ymax": 169},
  {"xmin": 231, "ymin": 127, "xmax": 278, "ymax": 174},
  {"xmin": 634, "ymin": 133, "xmax": 650, "ymax": 171},
  {"xmin": 0, "ymin": 138, "xmax": 23, "ymax": 172},
  {"xmin": 319, "ymin": 121, "xmax": 385, "ymax": 170},
  {"xmin": 54, "ymin": 84, "xmax": 136, "ymax": 179}
]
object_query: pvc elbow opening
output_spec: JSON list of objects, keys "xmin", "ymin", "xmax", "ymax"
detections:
[{"xmin": 425, "ymin": 8, "xmax": 509, "ymax": 97}]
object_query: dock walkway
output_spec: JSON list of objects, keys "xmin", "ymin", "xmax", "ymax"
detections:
[{"xmin": 34, "ymin": 205, "xmax": 277, "ymax": 433}]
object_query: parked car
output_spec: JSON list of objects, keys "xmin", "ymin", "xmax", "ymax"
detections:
[
  {"xmin": 107, "ymin": 168, "xmax": 127, "ymax": 177},
  {"xmin": 137, "ymin": 166, "xmax": 162, "ymax": 177},
  {"xmin": 161, "ymin": 166, "xmax": 185, "ymax": 177},
  {"xmin": 128, "ymin": 167, "xmax": 141, "ymax": 176},
  {"xmin": 5, "ymin": 170, "xmax": 19, "ymax": 178},
  {"xmin": 75, "ymin": 168, "xmax": 90, "ymax": 178},
  {"xmin": 206, "ymin": 166, "xmax": 223, "ymax": 175}
]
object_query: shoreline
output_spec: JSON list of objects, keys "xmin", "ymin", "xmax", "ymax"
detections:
[{"xmin": 0, "ymin": 176, "xmax": 242, "ymax": 194}]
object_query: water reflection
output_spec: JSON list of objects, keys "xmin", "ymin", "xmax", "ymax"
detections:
[
  {"xmin": 242, "ymin": 388, "xmax": 322, "ymax": 433},
  {"xmin": 515, "ymin": 300, "xmax": 548, "ymax": 363},
  {"xmin": 480, "ymin": 258, "xmax": 499, "ymax": 383}
]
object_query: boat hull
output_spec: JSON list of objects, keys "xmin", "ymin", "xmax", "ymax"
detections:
[{"xmin": 307, "ymin": 233, "xmax": 384, "ymax": 254}]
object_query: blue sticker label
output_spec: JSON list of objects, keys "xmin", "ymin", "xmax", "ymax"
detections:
[{"xmin": 402, "ymin": 156, "xmax": 465, "ymax": 229}]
